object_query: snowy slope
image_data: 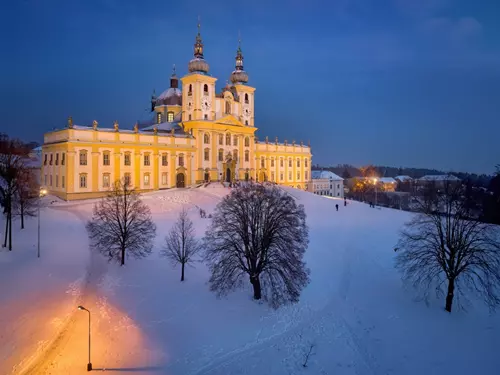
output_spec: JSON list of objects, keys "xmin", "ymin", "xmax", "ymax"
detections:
[{"xmin": 1, "ymin": 185, "xmax": 500, "ymax": 374}]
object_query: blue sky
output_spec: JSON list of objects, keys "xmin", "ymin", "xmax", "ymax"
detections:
[{"xmin": 1, "ymin": 0, "xmax": 499, "ymax": 174}]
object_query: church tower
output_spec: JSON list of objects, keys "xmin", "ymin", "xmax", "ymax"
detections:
[
  {"xmin": 230, "ymin": 39, "xmax": 256, "ymax": 127},
  {"xmin": 181, "ymin": 20, "xmax": 217, "ymax": 122}
]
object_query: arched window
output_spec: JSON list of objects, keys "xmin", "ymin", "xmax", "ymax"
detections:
[
  {"xmin": 167, "ymin": 112, "xmax": 174, "ymax": 122},
  {"xmin": 218, "ymin": 149, "xmax": 224, "ymax": 161},
  {"xmin": 204, "ymin": 148, "xmax": 210, "ymax": 161},
  {"xmin": 245, "ymin": 120, "xmax": 248, "ymax": 126},
  {"xmin": 219, "ymin": 134, "xmax": 224, "ymax": 145},
  {"xmin": 225, "ymin": 101, "xmax": 231, "ymax": 114},
  {"xmin": 203, "ymin": 84, "xmax": 208, "ymax": 94},
  {"xmin": 233, "ymin": 149, "xmax": 238, "ymax": 162},
  {"xmin": 188, "ymin": 84, "xmax": 192, "ymax": 96},
  {"xmin": 226, "ymin": 133, "xmax": 231, "ymax": 145},
  {"xmin": 244, "ymin": 137, "xmax": 250, "ymax": 147},
  {"xmin": 245, "ymin": 150, "xmax": 249, "ymax": 162},
  {"xmin": 103, "ymin": 151, "xmax": 110, "ymax": 166},
  {"xmin": 297, "ymin": 159, "xmax": 300, "ymax": 168},
  {"xmin": 178, "ymin": 153, "xmax": 184, "ymax": 167},
  {"xmin": 79, "ymin": 150, "xmax": 87, "ymax": 166},
  {"xmin": 305, "ymin": 158, "xmax": 308, "ymax": 167},
  {"xmin": 244, "ymin": 93, "xmax": 249, "ymax": 103},
  {"xmin": 157, "ymin": 112, "xmax": 162, "ymax": 124},
  {"xmin": 204, "ymin": 133, "xmax": 210, "ymax": 144}
]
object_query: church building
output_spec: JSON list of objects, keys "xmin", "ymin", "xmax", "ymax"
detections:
[{"xmin": 41, "ymin": 25, "xmax": 312, "ymax": 201}]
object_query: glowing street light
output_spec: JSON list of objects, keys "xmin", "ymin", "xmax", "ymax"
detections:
[
  {"xmin": 372, "ymin": 178, "xmax": 378, "ymax": 206},
  {"xmin": 37, "ymin": 188, "xmax": 48, "ymax": 258},
  {"xmin": 78, "ymin": 305, "xmax": 92, "ymax": 371}
]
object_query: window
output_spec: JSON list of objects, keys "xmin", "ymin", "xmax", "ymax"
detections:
[
  {"xmin": 226, "ymin": 133, "xmax": 231, "ymax": 145},
  {"xmin": 188, "ymin": 114, "xmax": 192, "ymax": 121},
  {"xmin": 297, "ymin": 159, "xmax": 300, "ymax": 168},
  {"xmin": 289, "ymin": 171, "xmax": 292, "ymax": 180},
  {"xmin": 55, "ymin": 153, "xmax": 59, "ymax": 165},
  {"xmin": 124, "ymin": 173, "xmax": 131, "ymax": 186},
  {"xmin": 204, "ymin": 148, "xmax": 209, "ymax": 161},
  {"xmin": 79, "ymin": 151, "xmax": 87, "ymax": 166},
  {"xmin": 271, "ymin": 172, "xmax": 275, "ymax": 181},
  {"xmin": 55, "ymin": 175, "xmax": 58, "ymax": 187},
  {"xmin": 157, "ymin": 112, "xmax": 162, "ymax": 124},
  {"xmin": 225, "ymin": 101, "xmax": 231, "ymax": 114},
  {"xmin": 305, "ymin": 159, "xmax": 308, "ymax": 168},
  {"xmin": 124, "ymin": 153, "xmax": 131, "ymax": 166},
  {"xmin": 280, "ymin": 158, "xmax": 284, "ymax": 167},
  {"xmin": 162, "ymin": 153, "xmax": 168, "ymax": 166},
  {"xmin": 79, "ymin": 174, "xmax": 87, "ymax": 188},
  {"xmin": 297, "ymin": 172, "xmax": 300, "ymax": 180},
  {"xmin": 204, "ymin": 114, "xmax": 208, "ymax": 120},
  {"xmin": 188, "ymin": 84, "xmax": 192, "ymax": 96},
  {"xmin": 103, "ymin": 173, "xmax": 110, "ymax": 188},
  {"xmin": 244, "ymin": 137, "xmax": 250, "ymax": 147},
  {"xmin": 167, "ymin": 112, "xmax": 174, "ymax": 122},
  {"xmin": 178, "ymin": 154, "xmax": 184, "ymax": 167},
  {"xmin": 103, "ymin": 151, "xmax": 110, "ymax": 166},
  {"xmin": 245, "ymin": 93, "xmax": 249, "ymax": 103},
  {"xmin": 261, "ymin": 157, "xmax": 265, "ymax": 168},
  {"xmin": 288, "ymin": 159, "xmax": 292, "ymax": 168},
  {"xmin": 271, "ymin": 158, "xmax": 274, "ymax": 167},
  {"xmin": 144, "ymin": 153, "xmax": 150, "ymax": 166},
  {"xmin": 218, "ymin": 149, "xmax": 224, "ymax": 162},
  {"xmin": 203, "ymin": 84, "xmax": 208, "ymax": 94},
  {"xmin": 245, "ymin": 120, "xmax": 248, "ymax": 125},
  {"xmin": 49, "ymin": 154, "xmax": 53, "ymax": 165},
  {"xmin": 44, "ymin": 154, "xmax": 47, "ymax": 165},
  {"xmin": 337, "ymin": 184, "xmax": 340, "ymax": 189},
  {"xmin": 204, "ymin": 133, "xmax": 210, "ymax": 144},
  {"xmin": 245, "ymin": 150, "xmax": 249, "ymax": 162},
  {"xmin": 233, "ymin": 149, "xmax": 238, "ymax": 162},
  {"xmin": 305, "ymin": 171, "xmax": 308, "ymax": 180},
  {"xmin": 233, "ymin": 136, "xmax": 238, "ymax": 146},
  {"xmin": 144, "ymin": 173, "xmax": 150, "ymax": 186},
  {"xmin": 61, "ymin": 153, "xmax": 65, "ymax": 166},
  {"xmin": 219, "ymin": 134, "xmax": 223, "ymax": 145},
  {"xmin": 162, "ymin": 172, "xmax": 168, "ymax": 185},
  {"xmin": 280, "ymin": 173, "xmax": 284, "ymax": 181},
  {"xmin": 62, "ymin": 175, "xmax": 65, "ymax": 188}
]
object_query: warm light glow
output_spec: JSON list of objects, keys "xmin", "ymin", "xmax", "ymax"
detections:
[
  {"xmin": 40, "ymin": 188, "xmax": 47, "ymax": 197},
  {"xmin": 373, "ymin": 178, "xmax": 378, "ymax": 184}
]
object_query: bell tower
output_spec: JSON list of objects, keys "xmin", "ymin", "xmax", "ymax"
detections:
[{"xmin": 181, "ymin": 19, "xmax": 217, "ymax": 122}]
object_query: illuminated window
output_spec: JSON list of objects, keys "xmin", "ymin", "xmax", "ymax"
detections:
[
  {"xmin": 79, "ymin": 151, "xmax": 87, "ymax": 166},
  {"xmin": 204, "ymin": 148, "xmax": 209, "ymax": 161},
  {"xmin": 103, "ymin": 173, "xmax": 110, "ymax": 188},
  {"xmin": 162, "ymin": 172, "xmax": 168, "ymax": 185},
  {"xmin": 103, "ymin": 151, "xmax": 110, "ymax": 166},
  {"xmin": 79, "ymin": 173, "xmax": 87, "ymax": 188},
  {"xmin": 144, "ymin": 173, "xmax": 150, "ymax": 186},
  {"xmin": 245, "ymin": 150, "xmax": 249, "ymax": 162},
  {"xmin": 124, "ymin": 153, "xmax": 131, "ymax": 166},
  {"xmin": 157, "ymin": 112, "xmax": 162, "ymax": 124},
  {"xmin": 204, "ymin": 133, "xmax": 210, "ymax": 144},
  {"xmin": 124, "ymin": 173, "xmax": 131, "ymax": 186},
  {"xmin": 144, "ymin": 153, "xmax": 150, "ymax": 166},
  {"xmin": 244, "ymin": 137, "xmax": 249, "ymax": 147},
  {"xmin": 162, "ymin": 153, "xmax": 168, "ymax": 166},
  {"xmin": 297, "ymin": 171, "xmax": 300, "ymax": 180},
  {"xmin": 167, "ymin": 112, "xmax": 174, "ymax": 122}
]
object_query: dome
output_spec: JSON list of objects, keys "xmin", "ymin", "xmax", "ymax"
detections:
[
  {"xmin": 156, "ymin": 87, "xmax": 182, "ymax": 106},
  {"xmin": 188, "ymin": 58, "xmax": 210, "ymax": 74},
  {"xmin": 230, "ymin": 70, "xmax": 249, "ymax": 84}
]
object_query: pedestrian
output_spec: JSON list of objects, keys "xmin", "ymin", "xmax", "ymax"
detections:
[
  {"xmin": 344, "ymin": 200, "xmax": 347, "ymax": 206},
  {"xmin": 335, "ymin": 204, "xmax": 339, "ymax": 211}
]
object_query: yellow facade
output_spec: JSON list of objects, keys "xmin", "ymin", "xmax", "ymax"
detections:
[{"xmin": 41, "ymin": 28, "xmax": 312, "ymax": 201}]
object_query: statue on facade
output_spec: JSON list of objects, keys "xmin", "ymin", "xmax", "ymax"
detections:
[
  {"xmin": 275, "ymin": 136, "xmax": 278, "ymax": 145},
  {"xmin": 254, "ymin": 135, "xmax": 258, "ymax": 143},
  {"xmin": 292, "ymin": 140, "xmax": 296, "ymax": 146},
  {"xmin": 67, "ymin": 116, "xmax": 73, "ymax": 128},
  {"xmin": 114, "ymin": 121, "xmax": 119, "ymax": 131},
  {"xmin": 133, "ymin": 122, "xmax": 139, "ymax": 133},
  {"xmin": 300, "ymin": 140, "xmax": 303, "ymax": 147},
  {"xmin": 171, "ymin": 128, "xmax": 175, "ymax": 136},
  {"xmin": 284, "ymin": 139, "xmax": 288, "ymax": 146},
  {"xmin": 92, "ymin": 120, "xmax": 98, "ymax": 130},
  {"xmin": 265, "ymin": 136, "xmax": 268, "ymax": 144},
  {"xmin": 153, "ymin": 126, "xmax": 158, "ymax": 135}
]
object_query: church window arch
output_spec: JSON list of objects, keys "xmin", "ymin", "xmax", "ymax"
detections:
[
  {"xmin": 219, "ymin": 134, "xmax": 224, "ymax": 145},
  {"xmin": 204, "ymin": 133, "xmax": 210, "ymax": 144},
  {"xmin": 203, "ymin": 84, "xmax": 208, "ymax": 94},
  {"xmin": 244, "ymin": 136, "xmax": 250, "ymax": 147},
  {"xmin": 244, "ymin": 93, "xmax": 249, "ymax": 103},
  {"xmin": 226, "ymin": 133, "xmax": 231, "ymax": 145},
  {"xmin": 233, "ymin": 149, "xmax": 238, "ymax": 162},
  {"xmin": 188, "ymin": 84, "xmax": 192, "ymax": 96},
  {"xmin": 167, "ymin": 112, "xmax": 174, "ymax": 122},
  {"xmin": 218, "ymin": 149, "xmax": 224, "ymax": 161}
]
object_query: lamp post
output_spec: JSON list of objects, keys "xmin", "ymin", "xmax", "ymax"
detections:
[
  {"xmin": 37, "ymin": 188, "xmax": 47, "ymax": 258},
  {"xmin": 373, "ymin": 178, "xmax": 378, "ymax": 206},
  {"xmin": 78, "ymin": 305, "xmax": 92, "ymax": 371}
]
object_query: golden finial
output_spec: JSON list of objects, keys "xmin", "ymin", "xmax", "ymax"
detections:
[
  {"xmin": 113, "ymin": 121, "xmax": 119, "ymax": 131},
  {"xmin": 67, "ymin": 116, "xmax": 73, "ymax": 128},
  {"xmin": 92, "ymin": 120, "xmax": 98, "ymax": 130}
]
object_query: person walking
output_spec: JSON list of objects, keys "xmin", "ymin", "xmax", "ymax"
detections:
[{"xmin": 335, "ymin": 204, "xmax": 339, "ymax": 211}]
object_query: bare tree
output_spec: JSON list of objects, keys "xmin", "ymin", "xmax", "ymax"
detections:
[
  {"xmin": 0, "ymin": 136, "xmax": 30, "ymax": 249},
  {"xmin": 203, "ymin": 184, "xmax": 310, "ymax": 308},
  {"xmin": 15, "ymin": 167, "xmax": 38, "ymax": 229},
  {"xmin": 161, "ymin": 208, "xmax": 200, "ymax": 281},
  {"xmin": 86, "ymin": 180, "xmax": 156, "ymax": 265},
  {"xmin": 396, "ymin": 182, "xmax": 500, "ymax": 312}
]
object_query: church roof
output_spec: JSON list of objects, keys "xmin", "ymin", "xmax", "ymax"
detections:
[{"xmin": 156, "ymin": 87, "xmax": 182, "ymax": 106}]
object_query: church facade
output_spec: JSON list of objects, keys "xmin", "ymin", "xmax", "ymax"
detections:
[{"xmin": 41, "ymin": 27, "xmax": 312, "ymax": 201}]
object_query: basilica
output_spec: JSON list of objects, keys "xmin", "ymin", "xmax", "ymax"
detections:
[{"xmin": 41, "ymin": 26, "xmax": 312, "ymax": 200}]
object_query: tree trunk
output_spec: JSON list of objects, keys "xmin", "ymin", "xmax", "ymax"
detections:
[
  {"xmin": 181, "ymin": 262, "xmax": 185, "ymax": 281},
  {"xmin": 3, "ymin": 213, "xmax": 8, "ymax": 248},
  {"xmin": 20, "ymin": 201, "xmax": 24, "ymax": 229},
  {"xmin": 445, "ymin": 278, "xmax": 455, "ymax": 312},
  {"xmin": 8, "ymin": 210, "xmax": 12, "ymax": 250},
  {"xmin": 121, "ymin": 245, "xmax": 125, "ymax": 266},
  {"xmin": 250, "ymin": 275, "xmax": 261, "ymax": 300}
]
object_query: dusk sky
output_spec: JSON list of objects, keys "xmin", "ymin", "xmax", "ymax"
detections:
[{"xmin": 2, "ymin": 0, "xmax": 499, "ymax": 174}]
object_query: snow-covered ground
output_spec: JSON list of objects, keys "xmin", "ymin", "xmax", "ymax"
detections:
[{"xmin": 1, "ymin": 185, "xmax": 499, "ymax": 374}]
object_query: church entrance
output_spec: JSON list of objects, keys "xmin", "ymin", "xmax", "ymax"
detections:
[
  {"xmin": 176, "ymin": 173, "xmax": 185, "ymax": 188},
  {"xmin": 204, "ymin": 172, "xmax": 209, "ymax": 182},
  {"xmin": 226, "ymin": 168, "xmax": 231, "ymax": 183},
  {"xmin": 245, "ymin": 172, "xmax": 249, "ymax": 181}
]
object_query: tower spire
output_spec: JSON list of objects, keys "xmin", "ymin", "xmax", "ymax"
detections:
[
  {"xmin": 170, "ymin": 64, "xmax": 178, "ymax": 88},
  {"xmin": 194, "ymin": 16, "xmax": 203, "ymax": 58},
  {"xmin": 188, "ymin": 16, "xmax": 210, "ymax": 73},
  {"xmin": 230, "ymin": 33, "xmax": 248, "ymax": 84}
]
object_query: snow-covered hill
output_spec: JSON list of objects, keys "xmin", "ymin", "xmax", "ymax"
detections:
[{"xmin": 1, "ymin": 185, "xmax": 499, "ymax": 374}]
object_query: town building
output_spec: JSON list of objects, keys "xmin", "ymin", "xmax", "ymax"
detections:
[
  {"xmin": 377, "ymin": 177, "xmax": 397, "ymax": 192},
  {"xmin": 41, "ymin": 25, "xmax": 312, "ymax": 201},
  {"xmin": 416, "ymin": 174, "xmax": 461, "ymax": 189},
  {"xmin": 309, "ymin": 171, "xmax": 344, "ymax": 198}
]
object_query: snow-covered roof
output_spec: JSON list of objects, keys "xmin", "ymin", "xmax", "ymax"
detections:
[
  {"xmin": 378, "ymin": 177, "xmax": 396, "ymax": 184},
  {"xmin": 311, "ymin": 171, "xmax": 343, "ymax": 181},
  {"xmin": 418, "ymin": 174, "xmax": 461, "ymax": 181},
  {"xmin": 394, "ymin": 175, "xmax": 412, "ymax": 182},
  {"xmin": 157, "ymin": 88, "xmax": 181, "ymax": 100}
]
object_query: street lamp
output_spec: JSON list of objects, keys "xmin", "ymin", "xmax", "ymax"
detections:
[
  {"xmin": 78, "ymin": 305, "xmax": 92, "ymax": 371},
  {"xmin": 37, "ymin": 188, "xmax": 47, "ymax": 258},
  {"xmin": 373, "ymin": 178, "xmax": 378, "ymax": 206}
]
